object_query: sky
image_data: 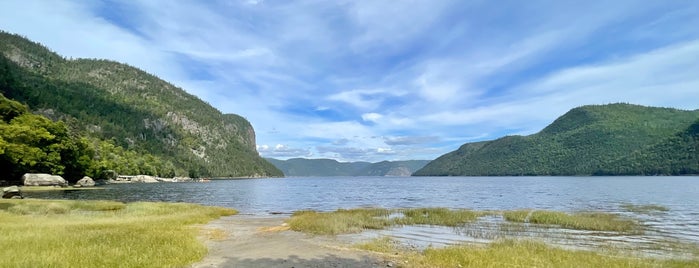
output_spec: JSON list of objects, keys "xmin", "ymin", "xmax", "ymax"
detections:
[{"xmin": 1, "ymin": 0, "xmax": 698, "ymax": 162}]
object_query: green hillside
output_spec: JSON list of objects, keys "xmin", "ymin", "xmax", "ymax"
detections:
[
  {"xmin": 266, "ymin": 158, "xmax": 430, "ymax": 177},
  {"xmin": 0, "ymin": 31, "xmax": 282, "ymax": 180},
  {"xmin": 414, "ymin": 104, "xmax": 699, "ymax": 176}
]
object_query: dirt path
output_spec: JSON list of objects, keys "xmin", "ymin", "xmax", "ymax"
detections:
[{"xmin": 192, "ymin": 215, "xmax": 393, "ymax": 268}]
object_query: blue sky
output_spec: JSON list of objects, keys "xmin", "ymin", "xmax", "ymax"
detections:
[{"xmin": 1, "ymin": 0, "xmax": 698, "ymax": 162}]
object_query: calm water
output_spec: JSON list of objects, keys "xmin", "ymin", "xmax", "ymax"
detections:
[
  {"xmin": 26, "ymin": 176, "xmax": 699, "ymax": 214},
  {"xmin": 26, "ymin": 176, "xmax": 699, "ymax": 253}
]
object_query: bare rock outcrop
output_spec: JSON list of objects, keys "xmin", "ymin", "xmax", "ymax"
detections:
[{"xmin": 21, "ymin": 173, "xmax": 67, "ymax": 187}]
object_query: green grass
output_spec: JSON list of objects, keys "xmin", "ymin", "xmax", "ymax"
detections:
[
  {"xmin": 397, "ymin": 208, "xmax": 485, "ymax": 226},
  {"xmin": 287, "ymin": 207, "xmax": 484, "ymax": 235},
  {"xmin": 409, "ymin": 239, "xmax": 699, "ymax": 268},
  {"xmin": 287, "ymin": 208, "xmax": 392, "ymax": 235},
  {"xmin": 0, "ymin": 199, "xmax": 237, "ymax": 267},
  {"xmin": 503, "ymin": 210, "xmax": 640, "ymax": 233},
  {"xmin": 620, "ymin": 203, "xmax": 670, "ymax": 213}
]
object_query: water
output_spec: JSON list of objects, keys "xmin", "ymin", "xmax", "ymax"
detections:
[{"xmin": 26, "ymin": 176, "xmax": 699, "ymax": 255}]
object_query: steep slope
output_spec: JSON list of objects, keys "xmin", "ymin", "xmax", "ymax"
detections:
[
  {"xmin": 414, "ymin": 104, "xmax": 699, "ymax": 176},
  {"xmin": 598, "ymin": 119, "xmax": 699, "ymax": 175},
  {"xmin": 0, "ymin": 31, "xmax": 282, "ymax": 178},
  {"xmin": 266, "ymin": 158, "xmax": 430, "ymax": 177}
]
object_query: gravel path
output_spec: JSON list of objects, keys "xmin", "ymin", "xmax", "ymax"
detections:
[{"xmin": 192, "ymin": 215, "xmax": 393, "ymax": 268}]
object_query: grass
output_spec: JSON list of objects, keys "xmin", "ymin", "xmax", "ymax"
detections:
[
  {"xmin": 287, "ymin": 208, "xmax": 392, "ymax": 235},
  {"xmin": 356, "ymin": 236, "xmax": 401, "ymax": 253},
  {"xmin": 621, "ymin": 203, "xmax": 670, "ymax": 213},
  {"xmin": 503, "ymin": 210, "xmax": 640, "ymax": 233},
  {"xmin": 0, "ymin": 199, "xmax": 237, "ymax": 268},
  {"xmin": 286, "ymin": 207, "xmax": 484, "ymax": 235},
  {"xmin": 407, "ymin": 239, "xmax": 699, "ymax": 268}
]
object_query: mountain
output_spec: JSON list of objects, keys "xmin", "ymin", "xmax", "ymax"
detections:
[
  {"xmin": 414, "ymin": 104, "xmax": 699, "ymax": 176},
  {"xmin": 0, "ymin": 31, "xmax": 282, "ymax": 179},
  {"xmin": 265, "ymin": 158, "xmax": 371, "ymax": 176},
  {"xmin": 266, "ymin": 158, "xmax": 430, "ymax": 177}
]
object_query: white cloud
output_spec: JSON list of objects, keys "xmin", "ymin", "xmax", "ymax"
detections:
[
  {"xmin": 361, "ymin": 113, "xmax": 383, "ymax": 123},
  {"xmin": 257, "ymin": 144, "xmax": 311, "ymax": 158},
  {"xmin": 2, "ymin": 0, "xmax": 697, "ymax": 163}
]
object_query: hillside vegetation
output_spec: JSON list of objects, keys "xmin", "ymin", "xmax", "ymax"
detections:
[
  {"xmin": 0, "ymin": 31, "xmax": 282, "ymax": 181},
  {"xmin": 267, "ymin": 158, "xmax": 430, "ymax": 177},
  {"xmin": 415, "ymin": 104, "xmax": 699, "ymax": 176}
]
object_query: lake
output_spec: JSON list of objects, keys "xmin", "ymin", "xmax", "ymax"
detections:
[{"xmin": 26, "ymin": 176, "xmax": 699, "ymax": 253}]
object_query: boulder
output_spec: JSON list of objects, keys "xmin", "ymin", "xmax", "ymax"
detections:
[
  {"xmin": 2, "ymin": 186, "xmax": 23, "ymax": 199},
  {"xmin": 131, "ymin": 175, "xmax": 158, "ymax": 183},
  {"xmin": 75, "ymin": 176, "xmax": 96, "ymax": 187},
  {"xmin": 21, "ymin": 173, "xmax": 67, "ymax": 187}
]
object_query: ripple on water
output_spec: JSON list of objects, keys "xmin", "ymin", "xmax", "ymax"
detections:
[{"xmin": 347, "ymin": 214, "xmax": 699, "ymax": 259}]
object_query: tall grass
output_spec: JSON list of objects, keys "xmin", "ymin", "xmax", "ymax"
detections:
[
  {"xmin": 287, "ymin": 207, "xmax": 484, "ymax": 235},
  {"xmin": 287, "ymin": 208, "xmax": 392, "ymax": 235},
  {"xmin": 503, "ymin": 210, "xmax": 640, "ymax": 233},
  {"xmin": 410, "ymin": 239, "xmax": 699, "ymax": 268},
  {"xmin": 0, "ymin": 199, "xmax": 236, "ymax": 268}
]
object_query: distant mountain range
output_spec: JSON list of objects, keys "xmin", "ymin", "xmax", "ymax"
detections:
[
  {"xmin": 0, "ymin": 31, "xmax": 282, "ymax": 180},
  {"xmin": 266, "ymin": 158, "xmax": 430, "ymax": 177},
  {"xmin": 415, "ymin": 104, "xmax": 699, "ymax": 176}
]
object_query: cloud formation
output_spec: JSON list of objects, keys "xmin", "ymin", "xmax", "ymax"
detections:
[{"xmin": 1, "ymin": 0, "xmax": 698, "ymax": 162}]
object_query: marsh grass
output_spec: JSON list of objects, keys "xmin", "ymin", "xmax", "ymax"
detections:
[
  {"xmin": 408, "ymin": 239, "xmax": 699, "ymax": 268},
  {"xmin": 0, "ymin": 199, "xmax": 236, "ymax": 268},
  {"xmin": 356, "ymin": 236, "xmax": 401, "ymax": 253},
  {"xmin": 621, "ymin": 203, "xmax": 670, "ymax": 213},
  {"xmin": 287, "ymin": 208, "xmax": 392, "ymax": 235},
  {"xmin": 397, "ymin": 208, "xmax": 484, "ymax": 226},
  {"xmin": 504, "ymin": 210, "xmax": 640, "ymax": 233},
  {"xmin": 287, "ymin": 207, "xmax": 484, "ymax": 235}
]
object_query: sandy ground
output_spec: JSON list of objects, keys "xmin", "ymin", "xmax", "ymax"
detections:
[{"xmin": 191, "ymin": 215, "xmax": 395, "ymax": 268}]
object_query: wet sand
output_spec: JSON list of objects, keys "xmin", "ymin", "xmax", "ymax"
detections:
[{"xmin": 192, "ymin": 215, "xmax": 394, "ymax": 268}]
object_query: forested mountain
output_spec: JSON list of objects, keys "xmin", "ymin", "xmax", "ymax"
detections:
[
  {"xmin": 266, "ymin": 158, "xmax": 430, "ymax": 177},
  {"xmin": 0, "ymin": 31, "xmax": 282, "ymax": 181},
  {"xmin": 414, "ymin": 104, "xmax": 699, "ymax": 176}
]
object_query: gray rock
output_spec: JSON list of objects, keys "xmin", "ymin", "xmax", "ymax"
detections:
[
  {"xmin": 21, "ymin": 173, "xmax": 67, "ymax": 187},
  {"xmin": 2, "ymin": 185, "xmax": 23, "ymax": 199},
  {"xmin": 131, "ymin": 175, "xmax": 158, "ymax": 183},
  {"xmin": 173, "ymin": 176, "xmax": 193, "ymax": 182},
  {"xmin": 75, "ymin": 176, "xmax": 96, "ymax": 187}
]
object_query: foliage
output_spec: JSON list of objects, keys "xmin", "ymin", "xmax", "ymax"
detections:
[
  {"xmin": 415, "ymin": 104, "xmax": 699, "ymax": 176},
  {"xmin": 0, "ymin": 31, "xmax": 282, "ymax": 179},
  {"xmin": 0, "ymin": 199, "xmax": 236, "ymax": 267},
  {"xmin": 0, "ymin": 94, "xmax": 93, "ymax": 181}
]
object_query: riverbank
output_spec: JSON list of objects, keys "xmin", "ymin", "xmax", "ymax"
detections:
[
  {"xmin": 3, "ymin": 199, "xmax": 697, "ymax": 267},
  {"xmin": 194, "ymin": 208, "xmax": 699, "ymax": 268}
]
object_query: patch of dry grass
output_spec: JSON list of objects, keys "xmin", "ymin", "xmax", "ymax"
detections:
[{"xmin": 0, "ymin": 199, "xmax": 237, "ymax": 267}]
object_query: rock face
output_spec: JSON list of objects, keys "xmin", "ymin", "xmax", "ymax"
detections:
[
  {"xmin": 75, "ymin": 176, "xmax": 95, "ymax": 187},
  {"xmin": 2, "ymin": 186, "xmax": 23, "ymax": 199},
  {"xmin": 131, "ymin": 175, "xmax": 158, "ymax": 183},
  {"xmin": 21, "ymin": 173, "xmax": 67, "ymax": 186}
]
